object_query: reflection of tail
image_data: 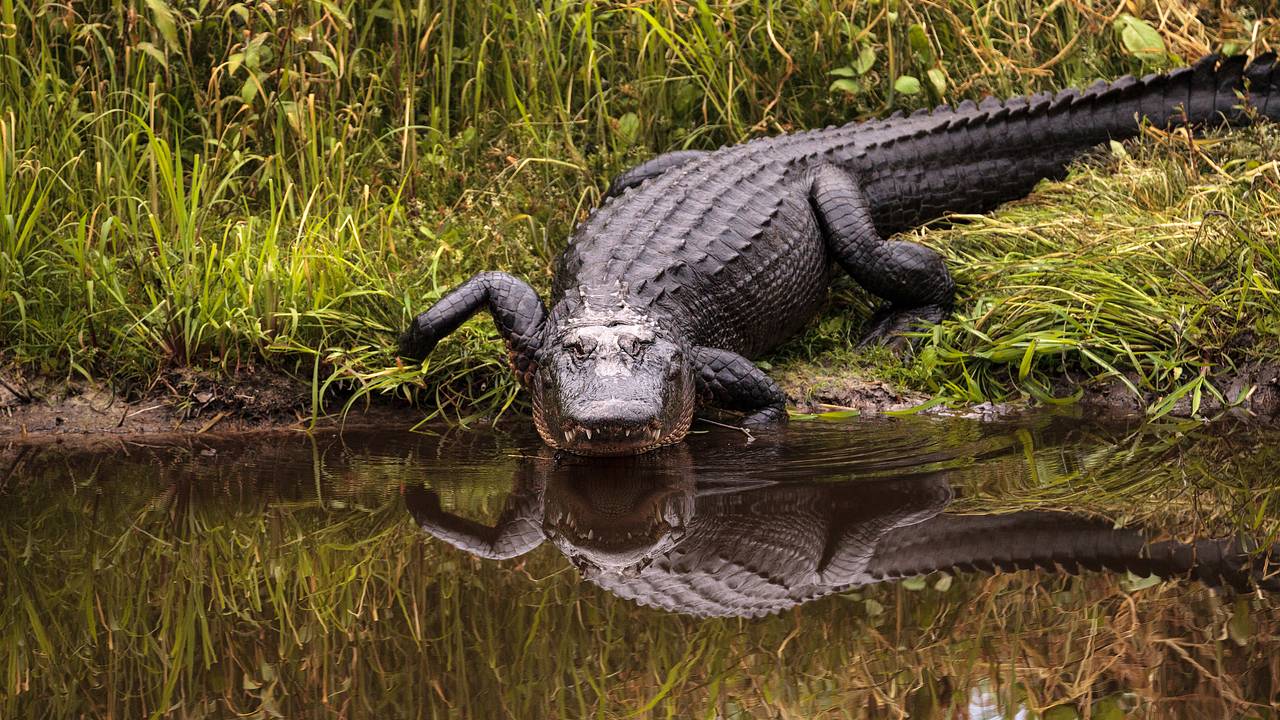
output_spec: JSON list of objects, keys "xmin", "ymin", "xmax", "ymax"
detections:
[{"xmin": 869, "ymin": 511, "xmax": 1280, "ymax": 592}]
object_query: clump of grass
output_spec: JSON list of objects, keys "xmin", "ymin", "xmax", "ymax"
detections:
[
  {"xmin": 923, "ymin": 125, "xmax": 1280, "ymax": 412},
  {"xmin": 0, "ymin": 2, "xmax": 1278, "ymax": 420}
]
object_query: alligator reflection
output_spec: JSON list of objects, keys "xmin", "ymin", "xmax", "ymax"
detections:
[{"xmin": 407, "ymin": 443, "xmax": 1280, "ymax": 618}]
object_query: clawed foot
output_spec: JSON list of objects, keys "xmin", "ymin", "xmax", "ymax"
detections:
[
  {"xmin": 741, "ymin": 404, "xmax": 789, "ymax": 427},
  {"xmin": 858, "ymin": 304, "xmax": 948, "ymax": 355},
  {"xmin": 397, "ymin": 317, "xmax": 439, "ymax": 362}
]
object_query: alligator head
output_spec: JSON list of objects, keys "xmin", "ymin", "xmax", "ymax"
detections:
[{"xmin": 532, "ymin": 286, "xmax": 696, "ymax": 456}]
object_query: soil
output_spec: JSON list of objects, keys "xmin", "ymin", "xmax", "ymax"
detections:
[
  {"xmin": 774, "ymin": 360, "xmax": 1280, "ymax": 424},
  {"xmin": 0, "ymin": 367, "xmax": 418, "ymax": 446},
  {"xmin": 774, "ymin": 364, "xmax": 931, "ymax": 415},
  {"xmin": 1067, "ymin": 362, "xmax": 1280, "ymax": 423}
]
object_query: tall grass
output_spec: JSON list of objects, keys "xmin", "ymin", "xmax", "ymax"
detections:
[{"xmin": 0, "ymin": 1, "xmax": 1277, "ymax": 417}]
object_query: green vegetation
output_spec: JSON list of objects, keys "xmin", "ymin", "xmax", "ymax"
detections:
[
  {"xmin": 1, "ymin": 1, "xmax": 1278, "ymax": 420},
  {"xmin": 4, "ymin": 420, "xmax": 1280, "ymax": 717}
]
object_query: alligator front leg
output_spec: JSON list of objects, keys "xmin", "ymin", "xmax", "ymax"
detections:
[
  {"xmin": 809, "ymin": 165, "xmax": 955, "ymax": 349},
  {"xmin": 399, "ymin": 271, "xmax": 548, "ymax": 386},
  {"xmin": 605, "ymin": 150, "xmax": 709, "ymax": 199},
  {"xmin": 693, "ymin": 346, "xmax": 788, "ymax": 426}
]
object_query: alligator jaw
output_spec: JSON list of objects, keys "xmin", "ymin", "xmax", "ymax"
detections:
[{"xmin": 554, "ymin": 419, "xmax": 677, "ymax": 456}]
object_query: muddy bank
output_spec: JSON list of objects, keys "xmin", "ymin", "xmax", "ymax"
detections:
[
  {"xmin": 4, "ymin": 362, "xmax": 1280, "ymax": 444},
  {"xmin": 775, "ymin": 361, "xmax": 1280, "ymax": 424},
  {"xmin": 1060, "ymin": 362, "xmax": 1280, "ymax": 423},
  {"xmin": 0, "ymin": 368, "xmax": 415, "ymax": 443}
]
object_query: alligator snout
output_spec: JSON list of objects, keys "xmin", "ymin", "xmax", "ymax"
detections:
[{"xmin": 568, "ymin": 399, "xmax": 658, "ymax": 426}]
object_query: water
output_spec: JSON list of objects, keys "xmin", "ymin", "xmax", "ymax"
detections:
[{"xmin": 3, "ymin": 414, "xmax": 1280, "ymax": 718}]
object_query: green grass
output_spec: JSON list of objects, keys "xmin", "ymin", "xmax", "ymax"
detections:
[{"xmin": 1, "ymin": 1, "xmax": 1279, "ymax": 420}]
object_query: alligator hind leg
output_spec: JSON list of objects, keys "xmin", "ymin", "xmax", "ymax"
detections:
[
  {"xmin": 605, "ymin": 150, "xmax": 709, "ymax": 199},
  {"xmin": 809, "ymin": 165, "xmax": 955, "ymax": 351},
  {"xmin": 692, "ymin": 346, "xmax": 789, "ymax": 426},
  {"xmin": 399, "ymin": 272, "xmax": 548, "ymax": 386}
]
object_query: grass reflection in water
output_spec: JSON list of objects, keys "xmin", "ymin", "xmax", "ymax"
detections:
[{"xmin": 3, "ymin": 415, "xmax": 1279, "ymax": 718}]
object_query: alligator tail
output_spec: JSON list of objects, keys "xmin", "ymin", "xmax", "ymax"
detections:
[
  {"xmin": 1058, "ymin": 52, "xmax": 1279, "ymax": 132},
  {"xmin": 860, "ymin": 53, "xmax": 1280, "ymax": 232},
  {"xmin": 867, "ymin": 511, "xmax": 1280, "ymax": 593}
]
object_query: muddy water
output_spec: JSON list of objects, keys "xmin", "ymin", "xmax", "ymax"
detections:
[{"xmin": 3, "ymin": 414, "xmax": 1280, "ymax": 718}]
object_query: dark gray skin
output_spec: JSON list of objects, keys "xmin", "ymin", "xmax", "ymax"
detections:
[
  {"xmin": 399, "ymin": 54, "xmax": 1280, "ymax": 455},
  {"xmin": 406, "ymin": 448, "xmax": 1280, "ymax": 618}
]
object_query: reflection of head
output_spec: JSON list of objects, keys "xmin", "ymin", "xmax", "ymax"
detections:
[{"xmin": 541, "ymin": 446, "xmax": 695, "ymax": 576}]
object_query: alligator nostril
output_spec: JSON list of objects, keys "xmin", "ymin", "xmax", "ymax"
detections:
[{"xmin": 619, "ymin": 335, "xmax": 642, "ymax": 356}]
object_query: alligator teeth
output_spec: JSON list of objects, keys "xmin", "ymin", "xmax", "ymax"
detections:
[{"xmin": 584, "ymin": 427, "xmax": 592, "ymax": 440}]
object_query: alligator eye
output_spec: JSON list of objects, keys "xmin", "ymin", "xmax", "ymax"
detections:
[
  {"xmin": 619, "ymin": 335, "xmax": 642, "ymax": 356},
  {"xmin": 568, "ymin": 336, "xmax": 596, "ymax": 359}
]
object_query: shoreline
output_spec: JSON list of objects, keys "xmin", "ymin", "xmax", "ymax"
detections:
[{"xmin": 5, "ymin": 362, "xmax": 1279, "ymax": 446}]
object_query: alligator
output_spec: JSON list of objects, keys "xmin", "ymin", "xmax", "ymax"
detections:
[
  {"xmin": 399, "ymin": 53, "xmax": 1280, "ymax": 455},
  {"xmin": 405, "ymin": 446, "xmax": 1280, "ymax": 618}
]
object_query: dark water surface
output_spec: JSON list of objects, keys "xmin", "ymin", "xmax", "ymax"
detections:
[{"xmin": 4, "ymin": 414, "xmax": 1280, "ymax": 718}]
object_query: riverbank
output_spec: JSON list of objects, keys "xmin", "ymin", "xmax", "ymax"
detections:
[
  {"xmin": 6, "ymin": 352, "xmax": 1280, "ymax": 443},
  {"xmin": 6, "ymin": 123, "xmax": 1280, "ymax": 438}
]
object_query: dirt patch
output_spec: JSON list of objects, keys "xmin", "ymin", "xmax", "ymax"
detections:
[
  {"xmin": 778, "ymin": 360, "xmax": 1280, "ymax": 424},
  {"xmin": 0, "ymin": 367, "xmax": 419, "ymax": 444},
  {"xmin": 1070, "ymin": 362, "xmax": 1280, "ymax": 423},
  {"xmin": 775, "ymin": 364, "xmax": 930, "ymax": 415}
]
